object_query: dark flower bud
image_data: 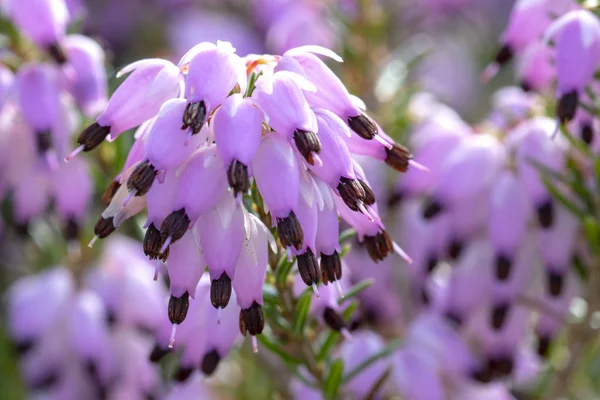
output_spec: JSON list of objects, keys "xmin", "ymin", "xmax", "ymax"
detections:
[
  {"xmin": 495, "ymin": 253, "xmax": 512, "ymax": 281},
  {"xmin": 48, "ymin": 43, "xmax": 67, "ymax": 64},
  {"xmin": 13, "ymin": 340, "xmax": 33, "ymax": 355},
  {"xmin": 297, "ymin": 248, "xmax": 321, "ymax": 286},
  {"xmin": 536, "ymin": 334, "xmax": 552, "ymax": 359},
  {"xmin": 347, "ymin": 113, "xmax": 377, "ymax": 140},
  {"xmin": 493, "ymin": 44, "xmax": 513, "ymax": 66},
  {"xmin": 420, "ymin": 287, "xmax": 430, "ymax": 305},
  {"xmin": 149, "ymin": 344, "xmax": 170, "ymax": 363},
  {"xmin": 62, "ymin": 217, "xmax": 80, "ymax": 241},
  {"xmin": 98, "ymin": 386, "xmax": 109, "ymax": 400},
  {"xmin": 31, "ymin": 372, "xmax": 59, "ymax": 390},
  {"xmin": 105, "ymin": 310, "xmax": 117, "ymax": 326},
  {"xmin": 174, "ymin": 366, "xmax": 194, "ymax": 382},
  {"xmin": 581, "ymin": 123, "xmax": 594, "ymax": 145},
  {"xmin": 320, "ymin": 251, "xmax": 342, "ymax": 284},
  {"xmin": 385, "ymin": 143, "xmax": 412, "ymax": 173},
  {"xmin": 422, "ymin": 198, "xmax": 443, "ymax": 220},
  {"xmin": 444, "ymin": 310, "xmax": 463, "ymax": 326},
  {"xmin": 357, "ymin": 179, "xmax": 375, "ymax": 206},
  {"xmin": 488, "ymin": 355, "xmax": 514, "ymax": 378},
  {"xmin": 227, "ymin": 160, "xmax": 250, "ymax": 197},
  {"xmin": 323, "ymin": 307, "xmax": 346, "ymax": 332},
  {"xmin": 491, "ymin": 303, "xmax": 510, "ymax": 330},
  {"xmin": 144, "ymin": 223, "xmax": 169, "ymax": 261},
  {"xmin": 36, "ymin": 130, "xmax": 53, "ymax": 155},
  {"xmin": 168, "ymin": 292, "xmax": 190, "ymax": 325},
  {"xmin": 102, "ymin": 181, "xmax": 121, "ymax": 206},
  {"xmin": 337, "ymin": 177, "xmax": 366, "ymax": 212},
  {"xmin": 363, "ymin": 230, "xmax": 393, "ymax": 262},
  {"xmin": 77, "ymin": 122, "xmax": 111, "ymax": 152},
  {"xmin": 520, "ymin": 81, "xmax": 532, "ymax": 92},
  {"xmin": 160, "ymin": 209, "xmax": 191, "ymax": 246},
  {"xmin": 547, "ymin": 270, "xmax": 564, "ymax": 297},
  {"xmin": 94, "ymin": 216, "xmax": 115, "ymax": 239},
  {"xmin": 386, "ymin": 191, "xmax": 404, "ymax": 208},
  {"xmin": 362, "ymin": 308, "xmax": 379, "ymax": 326},
  {"xmin": 276, "ymin": 211, "xmax": 304, "ymax": 250},
  {"xmin": 472, "ymin": 366, "xmax": 494, "ymax": 384},
  {"xmin": 85, "ymin": 361, "xmax": 100, "ymax": 383},
  {"xmin": 201, "ymin": 349, "xmax": 221, "ymax": 376},
  {"xmin": 293, "ymin": 129, "xmax": 321, "ymax": 165},
  {"xmin": 239, "ymin": 301, "xmax": 264, "ymax": 336},
  {"xmin": 210, "ymin": 272, "xmax": 232, "ymax": 309},
  {"xmin": 447, "ymin": 239, "xmax": 463, "ymax": 260},
  {"xmin": 536, "ymin": 200, "xmax": 554, "ymax": 229},
  {"xmin": 556, "ymin": 90, "xmax": 579, "ymax": 124},
  {"xmin": 127, "ymin": 160, "xmax": 157, "ymax": 196},
  {"xmin": 182, "ymin": 101, "xmax": 207, "ymax": 134},
  {"xmin": 347, "ymin": 319, "xmax": 363, "ymax": 332},
  {"xmin": 426, "ymin": 256, "xmax": 438, "ymax": 275},
  {"xmin": 14, "ymin": 221, "xmax": 29, "ymax": 237}
]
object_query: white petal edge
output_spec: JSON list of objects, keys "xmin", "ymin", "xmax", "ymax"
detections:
[
  {"xmin": 116, "ymin": 58, "xmax": 170, "ymax": 79},
  {"xmin": 286, "ymin": 45, "xmax": 343, "ymax": 63}
]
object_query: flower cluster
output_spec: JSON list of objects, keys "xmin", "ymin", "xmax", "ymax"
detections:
[
  {"xmin": 290, "ymin": 2, "xmax": 600, "ymax": 396},
  {"xmin": 0, "ymin": 0, "xmax": 107, "ymax": 238},
  {"xmin": 151, "ymin": 271, "xmax": 243, "ymax": 381},
  {"xmin": 484, "ymin": 0, "xmax": 600, "ymax": 130},
  {"xmin": 6, "ymin": 237, "xmax": 167, "ymax": 398},
  {"xmin": 69, "ymin": 40, "xmax": 417, "ymax": 353},
  {"xmin": 331, "ymin": 88, "xmax": 586, "ymax": 398},
  {"xmin": 6, "ymin": 235, "xmax": 241, "ymax": 397},
  {"xmin": 402, "ymin": 95, "xmax": 578, "ymax": 382}
]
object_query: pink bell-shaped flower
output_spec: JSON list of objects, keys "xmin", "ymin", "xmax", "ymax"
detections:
[{"xmin": 195, "ymin": 193, "xmax": 245, "ymax": 311}]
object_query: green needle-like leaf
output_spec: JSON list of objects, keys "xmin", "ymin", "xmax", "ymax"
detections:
[
  {"xmin": 364, "ymin": 366, "xmax": 393, "ymax": 400},
  {"xmin": 528, "ymin": 158, "xmax": 571, "ymax": 186},
  {"xmin": 324, "ymin": 359, "xmax": 344, "ymax": 400},
  {"xmin": 340, "ymin": 243, "xmax": 352, "ymax": 258},
  {"xmin": 583, "ymin": 216, "xmax": 600, "ymax": 254},
  {"xmin": 338, "ymin": 228, "xmax": 356, "ymax": 244},
  {"xmin": 338, "ymin": 279, "xmax": 374, "ymax": 305},
  {"xmin": 541, "ymin": 177, "xmax": 586, "ymax": 220},
  {"xmin": 276, "ymin": 257, "xmax": 295, "ymax": 285},
  {"xmin": 262, "ymin": 283, "xmax": 279, "ymax": 305},
  {"xmin": 257, "ymin": 334, "xmax": 303, "ymax": 366},
  {"xmin": 292, "ymin": 291, "xmax": 313, "ymax": 336},
  {"xmin": 317, "ymin": 331, "xmax": 341, "ymax": 362},
  {"xmin": 560, "ymin": 125, "xmax": 594, "ymax": 157},
  {"xmin": 245, "ymin": 71, "xmax": 263, "ymax": 97},
  {"xmin": 342, "ymin": 301, "xmax": 359, "ymax": 320}
]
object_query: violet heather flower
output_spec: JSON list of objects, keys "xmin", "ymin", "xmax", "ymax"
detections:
[
  {"xmin": 62, "ymin": 34, "xmax": 108, "ymax": 117},
  {"xmin": 3, "ymin": 0, "xmax": 70, "ymax": 63},
  {"xmin": 482, "ymin": 0, "xmax": 576, "ymax": 82},
  {"xmin": 7, "ymin": 236, "xmax": 166, "ymax": 398},
  {"xmin": 67, "ymin": 58, "xmax": 181, "ymax": 159},
  {"xmin": 0, "ymin": 15, "xmax": 107, "ymax": 239},
  {"xmin": 73, "ymin": 41, "xmax": 414, "ymax": 353},
  {"xmin": 384, "ymin": 91, "xmax": 589, "ymax": 395},
  {"xmin": 545, "ymin": 9, "xmax": 600, "ymax": 124}
]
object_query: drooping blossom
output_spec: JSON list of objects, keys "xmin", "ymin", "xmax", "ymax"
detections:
[
  {"xmin": 70, "ymin": 40, "xmax": 417, "ymax": 351},
  {"xmin": 378, "ymin": 91, "xmax": 586, "ymax": 394},
  {"xmin": 7, "ymin": 236, "xmax": 166, "ymax": 398},
  {"xmin": 544, "ymin": 9, "xmax": 600, "ymax": 124},
  {"xmin": 0, "ymin": 10, "xmax": 107, "ymax": 239}
]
